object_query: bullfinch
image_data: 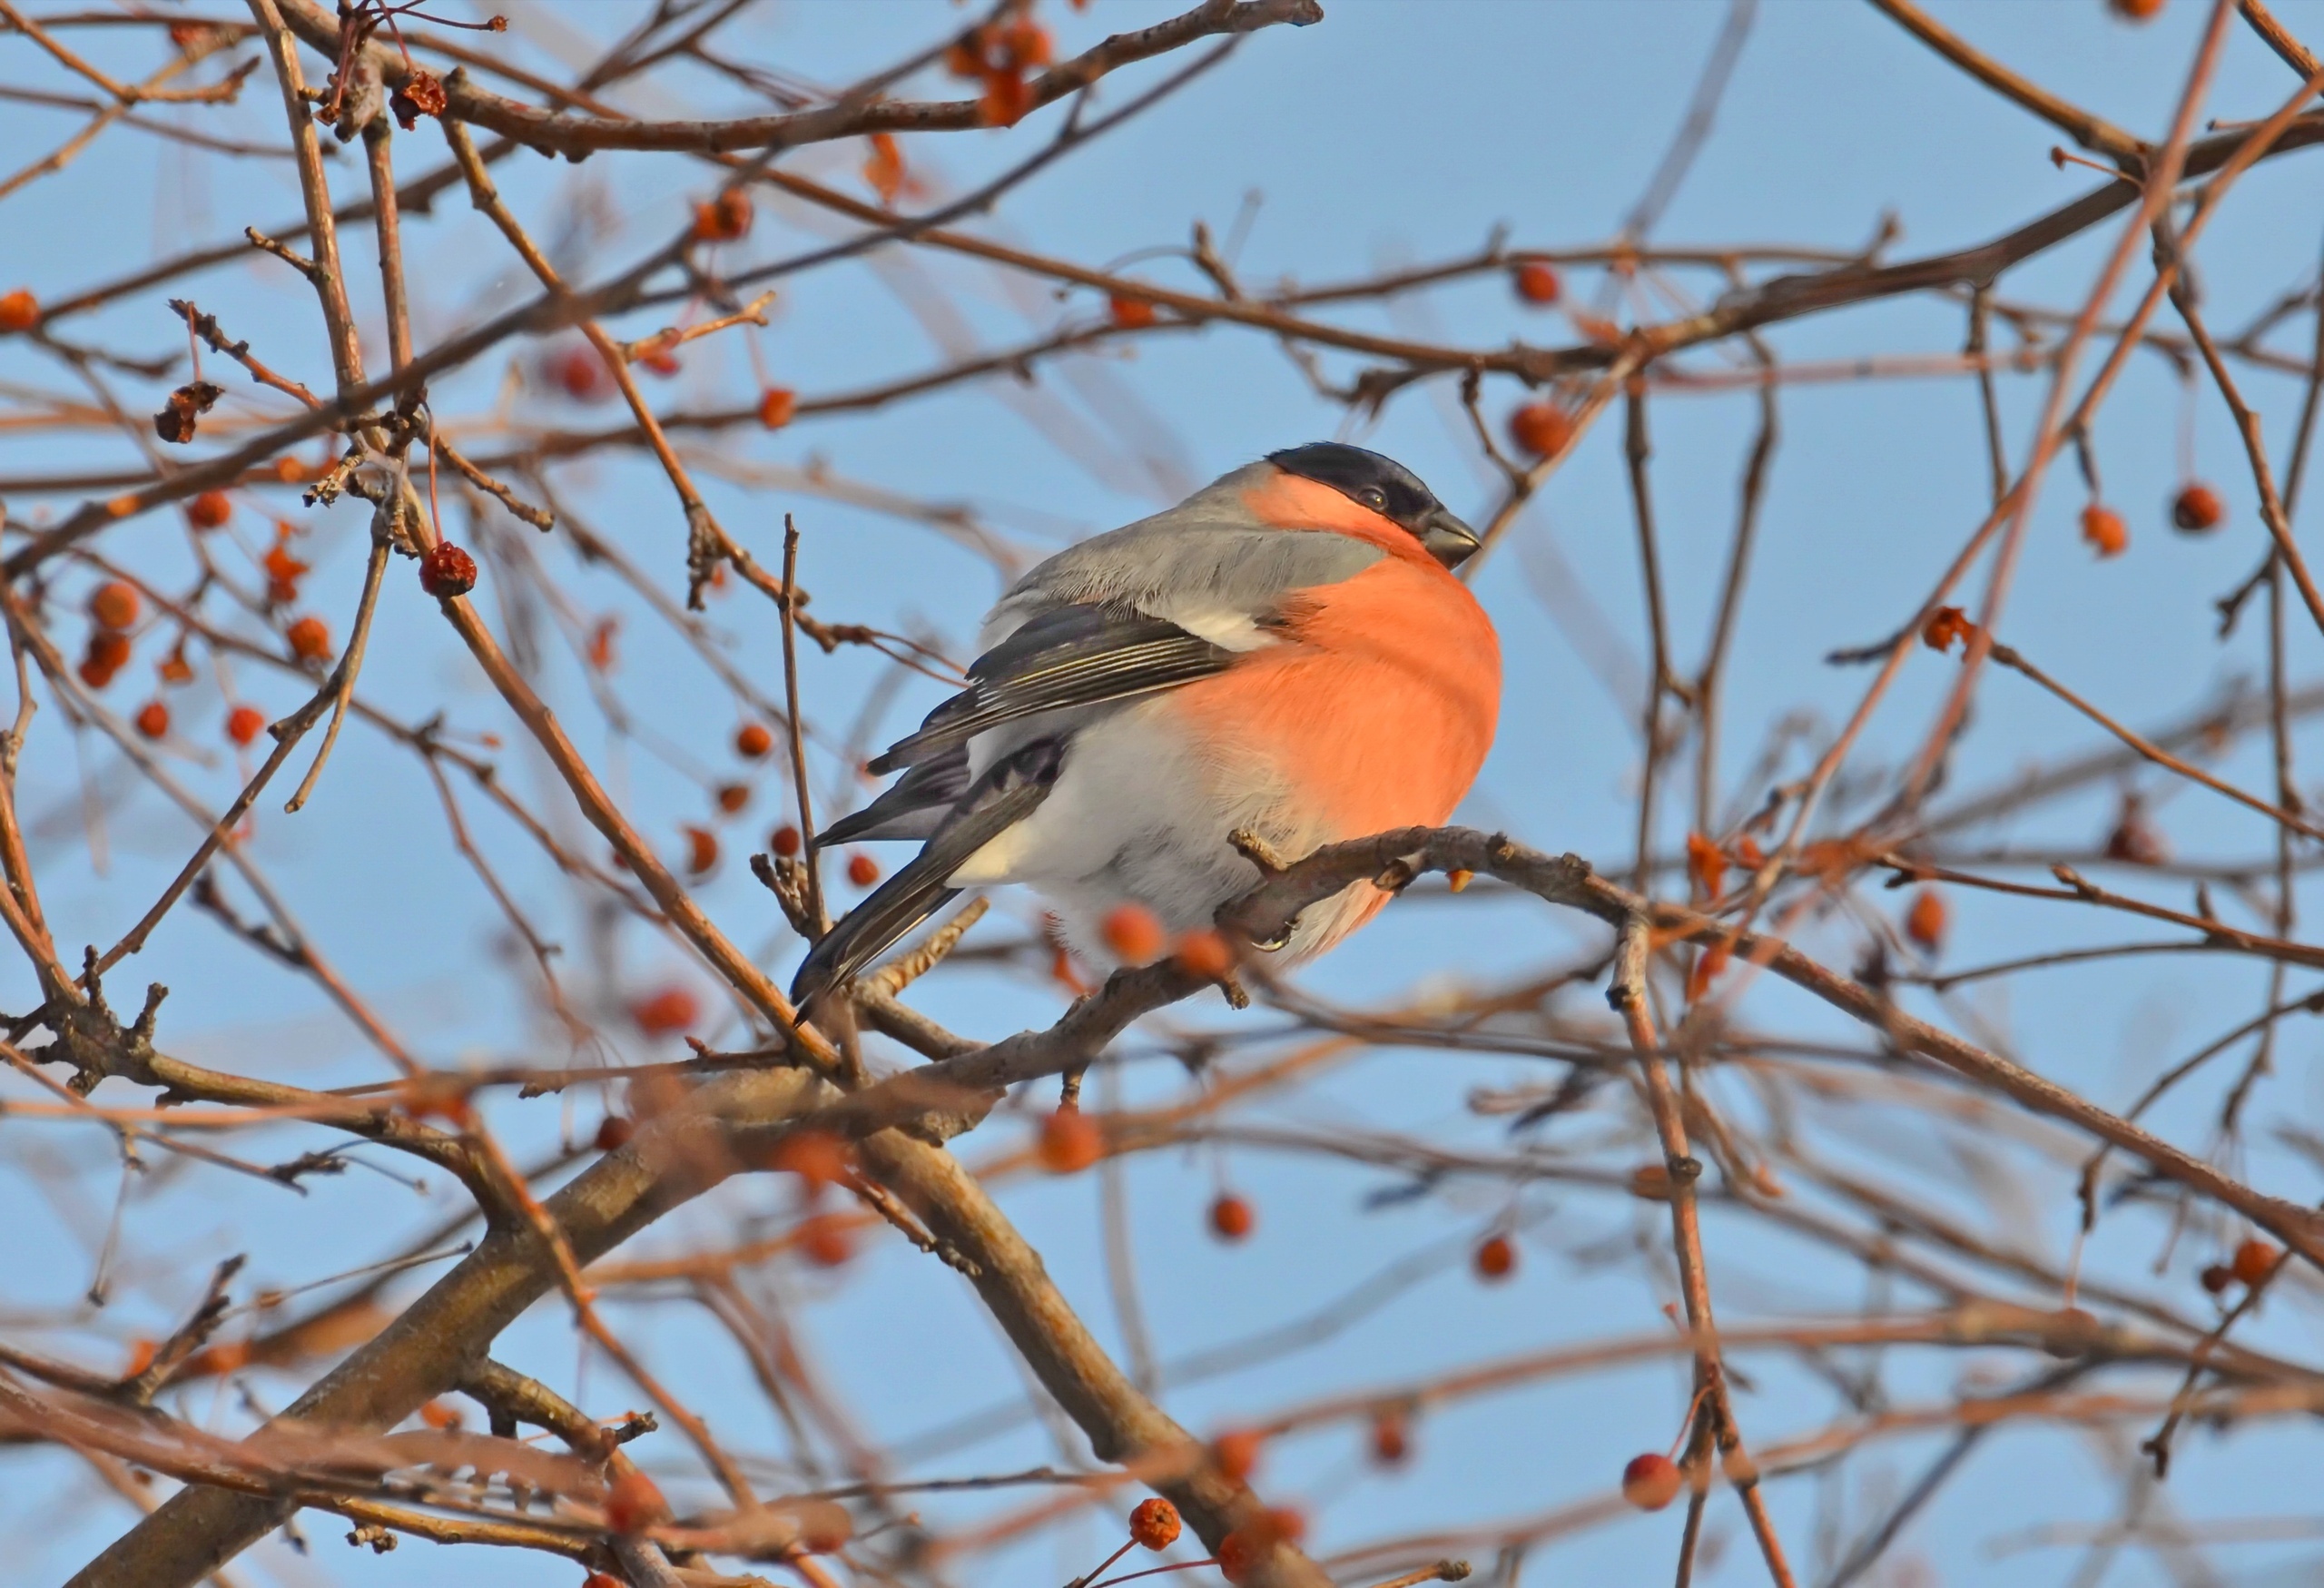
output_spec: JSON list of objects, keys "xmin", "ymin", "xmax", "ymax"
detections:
[{"xmin": 790, "ymin": 442, "xmax": 1501, "ymax": 1005}]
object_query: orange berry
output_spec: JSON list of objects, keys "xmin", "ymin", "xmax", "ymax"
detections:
[
  {"xmin": 2110, "ymin": 0, "xmax": 2164, "ymax": 17},
  {"xmin": 133, "ymin": 701, "xmax": 169, "ymax": 740},
  {"xmin": 2081, "ymin": 503, "xmax": 2128, "ymax": 558},
  {"xmin": 1108, "ymin": 294, "xmax": 1156, "ymax": 329},
  {"xmin": 2171, "ymin": 482, "xmax": 2224, "ymax": 533},
  {"xmin": 683, "ymin": 824, "xmax": 718, "ymax": 875},
  {"xmin": 1512, "ymin": 261, "xmax": 1561, "ymax": 304},
  {"xmin": 1211, "ymin": 1427, "xmax": 1263, "ymax": 1483},
  {"xmin": 1100, "ymin": 902, "xmax": 1167, "ymax": 963},
  {"xmin": 418, "ymin": 1399, "xmax": 460, "ymax": 1430},
  {"xmin": 797, "ymin": 1212, "xmax": 852, "ymax": 1267},
  {"xmin": 735, "ymin": 721, "xmax": 774, "ymax": 758},
  {"xmin": 1370, "ymin": 1408, "xmax": 1410, "ymax": 1466},
  {"xmin": 1473, "ymin": 1233, "xmax": 1516, "ymax": 1281},
  {"xmin": 630, "ymin": 985, "xmax": 699, "ymax": 1037},
  {"xmin": 1216, "ymin": 1530, "xmax": 1258, "ymax": 1583},
  {"xmin": 692, "ymin": 188, "xmax": 753, "ymax": 243},
  {"xmin": 595, "ymin": 1115, "xmax": 635, "ymax": 1151},
  {"xmin": 1921, "ymin": 605, "xmax": 1972, "ymax": 654},
  {"xmin": 547, "ymin": 345, "xmax": 614, "ymax": 403},
  {"xmin": 604, "ymin": 1469, "xmax": 667, "ymax": 1534},
  {"xmin": 0, "ymin": 288, "xmax": 35, "ymax": 334},
  {"xmin": 715, "ymin": 783, "xmax": 750, "ymax": 814},
  {"xmin": 638, "ymin": 344, "xmax": 681, "ymax": 378},
  {"xmin": 1038, "ymin": 1107, "xmax": 1103, "ymax": 1174},
  {"xmin": 770, "ymin": 824, "xmax": 803, "ymax": 858},
  {"xmin": 1621, "ymin": 1452, "xmax": 1682, "ymax": 1511},
  {"xmin": 1507, "ymin": 400, "xmax": 1573, "ymax": 458},
  {"xmin": 77, "ymin": 657, "xmax": 120, "ymax": 690},
  {"xmin": 89, "ymin": 581, "xmax": 140, "ymax": 630},
  {"xmin": 1128, "ymin": 1496, "xmax": 1181, "ymax": 1551},
  {"xmin": 419, "ymin": 541, "xmax": 478, "ymax": 598},
  {"xmin": 1172, "ymin": 929, "xmax": 1234, "ymax": 980},
  {"xmin": 1208, "ymin": 1192, "xmax": 1254, "ymax": 1242},
  {"xmin": 2231, "ymin": 1237, "xmax": 2280, "ymax": 1287},
  {"xmin": 122, "ymin": 1338, "xmax": 158, "ymax": 1377},
  {"xmin": 846, "ymin": 851, "xmax": 881, "ymax": 888},
  {"xmin": 226, "ymin": 705, "xmax": 265, "ymax": 746},
  {"xmin": 85, "ymin": 630, "xmax": 131, "ymax": 672},
  {"xmin": 1904, "ymin": 889, "xmax": 1946, "ymax": 953},
  {"xmin": 768, "ymin": 1128, "xmax": 852, "ymax": 1189},
  {"xmin": 585, "ymin": 1576, "xmax": 625, "ymax": 1588},
  {"xmin": 186, "ymin": 490, "xmax": 231, "ymax": 530},
  {"xmin": 758, "ymin": 387, "xmax": 796, "ymax": 429},
  {"xmin": 1684, "ymin": 831, "xmax": 1728, "ymax": 902},
  {"xmin": 286, "ymin": 616, "xmax": 330, "ymax": 662}
]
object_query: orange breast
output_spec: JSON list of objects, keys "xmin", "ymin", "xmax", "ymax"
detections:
[{"xmin": 1167, "ymin": 555, "xmax": 1501, "ymax": 840}]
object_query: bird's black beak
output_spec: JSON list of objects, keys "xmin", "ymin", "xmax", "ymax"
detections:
[{"xmin": 1418, "ymin": 506, "xmax": 1482, "ymax": 569}]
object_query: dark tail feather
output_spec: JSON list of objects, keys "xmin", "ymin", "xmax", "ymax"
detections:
[{"xmin": 790, "ymin": 759, "xmax": 1055, "ymax": 1009}]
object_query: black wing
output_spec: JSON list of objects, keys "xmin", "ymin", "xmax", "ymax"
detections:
[
  {"xmin": 865, "ymin": 605, "xmax": 1232, "ymax": 775},
  {"xmin": 791, "ymin": 741, "xmax": 1063, "ymax": 1008},
  {"xmin": 818, "ymin": 745, "xmax": 971, "ymax": 845}
]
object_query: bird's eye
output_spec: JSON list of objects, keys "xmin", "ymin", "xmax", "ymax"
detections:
[{"xmin": 1358, "ymin": 486, "xmax": 1387, "ymax": 511}]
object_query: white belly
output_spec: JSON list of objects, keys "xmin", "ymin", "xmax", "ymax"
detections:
[{"xmin": 942, "ymin": 699, "xmax": 1375, "ymax": 965}]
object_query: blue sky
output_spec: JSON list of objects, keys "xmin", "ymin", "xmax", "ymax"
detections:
[{"xmin": 7, "ymin": 3, "xmax": 2324, "ymax": 1584}]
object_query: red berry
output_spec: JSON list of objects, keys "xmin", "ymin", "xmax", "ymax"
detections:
[
  {"xmin": 2081, "ymin": 503, "xmax": 2128, "ymax": 558},
  {"xmin": 2111, "ymin": 0, "xmax": 2164, "ymax": 18},
  {"xmin": 89, "ymin": 581, "xmax": 140, "ymax": 630},
  {"xmin": 735, "ymin": 722, "xmax": 774, "ymax": 758},
  {"xmin": 1473, "ymin": 1234, "xmax": 1516, "ymax": 1281},
  {"xmin": 594, "ymin": 1115, "xmax": 635, "ymax": 1151},
  {"xmin": 1208, "ymin": 1193, "xmax": 1255, "ymax": 1242},
  {"xmin": 715, "ymin": 783, "xmax": 750, "ymax": 814},
  {"xmin": 1370, "ymin": 1409, "xmax": 1410, "ymax": 1466},
  {"xmin": 77, "ymin": 657, "xmax": 119, "ymax": 690},
  {"xmin": 758, "ymin": 387, "xmax": 796, "ymax": 429},
  {"xmin": 0, "ymin": 289, "xmax": 35, "ymax": 334},
  {"xmin": 547, "ymin": 345, "xmax": 614, "ymax": 403},
  {"xmin": 1038, "ymin": 1107, "xmax": 1102, "ymax": 1174},
  {"xmin": 1621, "ymin": 1452, "xmax": 1682, "ymax": 1511},
  {"xmin": 1507, "ymin": 401, "xmax": 1573, "ymax": 459},
  {"xmin": 683, "ymin": 825, "xmax": 718, "ymax": 875},
  {"xmin": 770, "ymin": 824, "xmax": 803, "ymax": 858},
  {"xmin": 630, "ymin": 985, "xmax": 699, "ymax": 1037},
  {"xmin": 585, "ymin": 1575, "xmax": 625, "ymax": 1588},
  {"xmin": 286, "ymin": 616, "xmax": 330, "ymax": 662},
  {"xmin": 768, "ymin": 1128, "xmax": 852, "ymax": 1189},
  {"xmin": 846, "ymin": 852, "xmax": 881, "ymax": 887},
  {"xmin": 85, "ymin": 629, "xmax": 132, "ymax": 673},
  {"xmin": 186, "ymin": 490, "xmax": 231, "ymax": 530},
  {"xmin": 417, "ymin": 1398, "xmax": 460, "ymax": 1430},
  {"xmin": 133, "ymin": 700, "xmax": 169, "ymax": 739},
  {"xmin": 419, "ymin": 541, "xmax": 478, "ymax": 598},
  {"xmin": 226, "ymin": 705, "xmax": 265, "ymax": 745},
  {"xmin": 1512, "ymin": 261, "xmax": 1561, "ymax": 304},
  {"xmin": 1211, "ymin": 1427, "xmax": 1263, "ymax": 1483},
  {"xmin": 797, "ymin": 1212, "xmax": 852, "ymax": 1267},
  {"xmin": 2171, "ymin": 482, "xmax": 2224, "ymax": 533},
  {"xmin": 1108, "ymin": 294, "xmax": 1157, "ymax": 329},
  {"xmin": 604, "ymin": 1469, "xmax": 666, "ymax": 1534},
  {"xmin": 1128, "ymin": 1496, "xmax": 1181, "ymax": 1551},
  {"xmin": 692, "ymin": 188, "xmax": 753, "ymax": 243},
  {"xmin": 1099, "ymin": 902, "xmax": 1166, "ymax": 963},
  {"xmin": 1172, "ymin": 929, "xmax": 1234, "ymax": 980},
  {"xmin": 1904, "ymin": 889, "xmax": 1946, "ymax": 953},
  {"xmin": 1216, "ymin": 1530, "xmax": 1258, "ymax": 1583},
  {"xmin": 2231, "ymin": 1237, "xmax": 2280, "ymax": 1287}
]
